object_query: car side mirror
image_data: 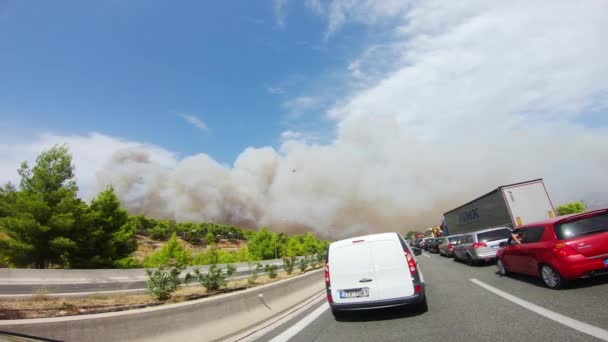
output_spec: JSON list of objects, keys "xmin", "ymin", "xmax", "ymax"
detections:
[
  {"xmin": 499, "ymin": 242, "xmax": 508, "ymax": 248},
  {"xmin": 412, "ymin": 247, "xmax": 422, "ymax": 256}
]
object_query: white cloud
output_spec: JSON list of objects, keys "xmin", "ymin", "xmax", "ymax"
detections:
[
  {"xmin": 304, "ymin": 0, "xmax": 323, "ymax": 14},
  {"xmin": 282, "ymin": 96, "xmax": 324, "ymax": 119},
  {"xmin": 273, "ymin": 0, "xmax": 288, "ymax": 29},
  {"xmin": 0, "ymin": 132, "xmax": 177, "ymax": 200},
  {"xmin": 268, "ymin": 86, "xmax": 285, "ymax": 95},
  {"xmin": 280, "ymin": 130, "xmax": 304, "ymax": 141},
  {"xmin": 179, "ymin": 113, "xmax": 209, "ymax": 132},
  {"xmin": 3, "ymin": 1, "xmax": 608, "ymax": 237}
]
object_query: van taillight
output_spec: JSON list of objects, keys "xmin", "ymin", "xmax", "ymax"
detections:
[
  {"xmin": 404, "ymin": 250, "xmax": 417, "ymax": 276},
  {"xmin": 447, "ymin": 243, "xmax": 453, "ymax": 250},
  {"xmin": 414, "ymin": 284, "xmax": 422, "ymax": 294},
  {"xmin": 471, "ymin": 242, "xmax": 487, "ymax": 249},
  {"xmin": 553, "ymin": 243, "xmax": 579, "ymax": 257},
  {"xmin": 324, "ymin": 262, "xmax": 330, "ymax": 285}
]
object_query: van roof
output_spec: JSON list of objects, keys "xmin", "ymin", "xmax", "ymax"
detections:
[{"xmin": 330, "ymin": 232, "xmax": 399, "ymax": 248}]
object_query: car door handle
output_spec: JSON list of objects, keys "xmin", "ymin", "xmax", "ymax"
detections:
[{"xmin": 359, "ymin": 278, "xmax": 373, "ymax": 283}]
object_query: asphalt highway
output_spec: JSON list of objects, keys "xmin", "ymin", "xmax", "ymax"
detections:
[{"xmin": 256, "ymin": 252, "xmax": 608, "ymax": 342}]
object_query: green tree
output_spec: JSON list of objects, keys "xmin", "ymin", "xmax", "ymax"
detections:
[
  {"xmin": 204, "ymin": 231, "xmax": 216, "ymax": 246},
  {"xmin": 72, "ymin": 186, "xmax": 137, "ymax": 268},
  {"xmin": 0, "ymin": 145, "xmax": 82, "ymax": 268},
  {"xmin": 406, "ymin": 230, "xmax": 417, "ymax": 240},
  {"xmin": 248, "ymin": 227, "xmax": 277, "ymax": 260},
  {"xmin": 145, "ymin": 233, "xmax": 192, "ymax": 267},
  {"xmin": 284, "ymin": 237, "xmax": 303, "ymax": 257},
  {"xmin": 555, "ymin": 201, "xmax": 586, "ymax": 216},
  {"xmin": 301, "ymin": 232, "xmax": 318, "ymax": 255}
]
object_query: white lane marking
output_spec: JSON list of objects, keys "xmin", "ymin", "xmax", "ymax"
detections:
[
  {"xmin": 422, "ymin": 253, "xmax": 431, "ymax": 258},
  {"xmin": 228, "ymin": 292, "xmax": 325, "ymax": 342},
  {"xmin": 470, "ymin": 279, "xmax": 608, "ymax": 342},
  {"xmin": 268, "ymin": 301, "xmax": 329, "ymax": 342}
]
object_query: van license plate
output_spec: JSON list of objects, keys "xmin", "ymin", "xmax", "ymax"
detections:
[{"xmin": 339, "ymin": 288, "xmax": 369, "ymax": 298}]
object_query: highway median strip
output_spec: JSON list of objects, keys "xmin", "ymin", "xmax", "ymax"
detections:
[{"xmin": 0, "ymin": 268, "xmax": 320, "ymax": 320}]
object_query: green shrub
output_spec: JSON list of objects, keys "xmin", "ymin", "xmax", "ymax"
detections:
[
  {"xmin": 113, "ymin": 256, "xmax": 143, "ymax": 269},
  {"xmin": 247, "ymin": 262, "xmax": 263, "ymax": 285},
  {"xmin": 298, "ymin": 256, "xmax": 309, "ymax": 272},
  {"xmin": 145, "ymin": 233, "xmax": 191, "ymax": 267},
  {"xmin": 313, "ymin": 250, "xmax": 327, "ymax": 269},
  {"xmin": 282, "ymin": 256, "xmax": 296, "ymax": 275},
  {"xmin": 190, "ymin": 264, "xmax": 237, "ymax": 292},
  {"xmin": 265, "ymin": 264, "xmax": 278, "ymax": 279},
  {"xmin": 555, "ymin": 201, "xmax": 586, "ymax": 216},
  {"xmin": 145, "ymin": 259, "xmax": 186, "ymax": 300}
]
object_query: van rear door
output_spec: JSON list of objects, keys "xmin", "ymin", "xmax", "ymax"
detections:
[
  {"xmin": 330, "ymin": 242, "xmax": 379, "ymax": 304},
  {"xmin": 370, "ymin": 238, "xmax": 414, "ymax": 300}
]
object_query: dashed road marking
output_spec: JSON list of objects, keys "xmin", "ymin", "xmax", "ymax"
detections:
[{"xmin": 268, "ymin": 301, "xmax": 329, "ymax": 342}]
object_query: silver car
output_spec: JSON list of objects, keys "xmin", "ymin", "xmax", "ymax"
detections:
[
  {"xmin": 437, "ymin": 235, "xmax": 463, "ymax": 257},
  {"xmin": 452, "ymin": 227, "xmax": 512, "ymax": 266}
]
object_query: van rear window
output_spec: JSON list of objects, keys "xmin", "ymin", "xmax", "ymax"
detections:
[
  {"xmin": 477, "ymin": 228, "xmax": 512, "ymax": 242},
  {"xmin": 555, "ymin": 213, "xmax": 608, "ymax": 240}
]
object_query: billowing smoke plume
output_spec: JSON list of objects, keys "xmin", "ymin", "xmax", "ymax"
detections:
[{"xmin": 93, "ymin": 0, "xmax": 608, "ymax": 238}]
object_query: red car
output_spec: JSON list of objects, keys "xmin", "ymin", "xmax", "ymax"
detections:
[{"xmin": 496, "ymin": 208, "xmax": 608, "ymax": 289}]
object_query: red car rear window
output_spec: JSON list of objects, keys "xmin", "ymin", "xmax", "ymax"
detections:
[{"xmin": 555, "ymin": 212, "xmax": 608, "ymax": 240}]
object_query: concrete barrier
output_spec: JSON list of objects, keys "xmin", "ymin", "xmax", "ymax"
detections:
[
  {"xmin": 0, "ymin": 259, "xmax": 286, "ymax": 285},
  {"xmin": 0, "ymin": 269, "xmax": 324, "ymax": 342}
]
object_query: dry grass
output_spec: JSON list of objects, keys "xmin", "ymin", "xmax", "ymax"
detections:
[{"xmin": 0, "ymin": 268, "xmax": 316, "ymax": 320}]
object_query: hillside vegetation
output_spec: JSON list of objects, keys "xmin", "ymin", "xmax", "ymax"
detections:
[{"xmin": 0, "ymin": 145, "xmax": 328, "ymax": 269}]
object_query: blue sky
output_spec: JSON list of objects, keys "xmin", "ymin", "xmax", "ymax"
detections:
[
  {"xmin": 1, "ymin": 0, "xmax": 608, "ymax": 228},
  {"xmin": 0, "ymin": 0, "xmax": 371, "ymax": 163}
]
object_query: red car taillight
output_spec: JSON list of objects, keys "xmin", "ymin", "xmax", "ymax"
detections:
[
  {"xmin": 324, "ymin": 262, "xmax": 330, "ymax": 285},
  {"xmin": 471, "ymin": 242, "xmax": 488, "ymax": 249},
  {"xmin": 414, "ymin": 284, "xmax": 423, "ymax": 293},
  {"xmin": 404, "ymin": 250, "xmax": 417, "ymax": 276},
  {"xmin": 553, "ymin": 243, "xmax": 579, "ymax": 257},
  {"xmin": 447, "ymin": 243, "xmax": 453, "ymax": 250}
]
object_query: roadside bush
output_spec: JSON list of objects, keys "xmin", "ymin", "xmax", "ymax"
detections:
[
  {"xmin": 190, "ymin": 264, "xmax": 237, "ymax": 292},
  {"xmin": 265, "ymin": 264, "xmax": 278, "ymax": 279},
  {"xmin": 282, "ymin": 256, "xmax": 296, "ymax": 275},
  {"xmin": 145, "ymin": 233, "xmax": 191, "ymax": 267},
  {"xmin": 247, "ymin": 262, "xmax": 263, "ymax": 285},
  {"xmin": 113, "ymin": 256, "xmax": 143, "ymax": 269},
  {"xmin": 145, "ymin": 259, "xmax": 186, "ymax": 300},
  {"xmin": 313, "ymin": 250, "xmax": 327, "ymax": 269},
  {"xmin": 298, "ymin": 256, "xmax": 309, "ymax": 272}
]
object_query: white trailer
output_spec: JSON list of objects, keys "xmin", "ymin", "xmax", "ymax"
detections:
[{"xmin": 443, "ymin": 179, "xmax": 555, "ymax": 235}]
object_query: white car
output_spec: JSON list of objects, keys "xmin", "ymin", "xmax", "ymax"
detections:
[{"xmin": 324, "ymin": 232, "xmax": 427, "ymax": 319}]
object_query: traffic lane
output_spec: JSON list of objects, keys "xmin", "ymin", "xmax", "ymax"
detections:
[
  {"xmin": 257, "ymin": 254, "xmax": 601, "ymax": 342},
  {"xmin": 437, "ymin": 253, "xmax": 608, "ymax": 329}
]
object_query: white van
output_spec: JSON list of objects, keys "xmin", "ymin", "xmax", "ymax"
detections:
[{"xmin": 325, "ymin": 232, "xmax": 427, "ymax": 318}]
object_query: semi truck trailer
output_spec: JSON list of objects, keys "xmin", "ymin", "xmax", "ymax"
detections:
[{"xmin": 443, "ymin": 179, "xmax": 555, "ymax": 235}]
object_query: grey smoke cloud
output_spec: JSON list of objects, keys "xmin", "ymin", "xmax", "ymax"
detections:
[{"xmin": 5, "ymin": 1, "xmax": 605, "ymax": 239}]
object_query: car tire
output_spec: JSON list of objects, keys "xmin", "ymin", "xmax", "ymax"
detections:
[
  {"xmin": 466, "ymin": 254, "xmax": 475, "ymax": 266},
  {"xmin": 497, "ymin": 259, "xmax": 508, "ymax": 276},
  {"xmin": 453, "ymin": 252, "xmax": 459, "ymax": 262},
  {"xmin": 417, "ymin": 298, "xmax": 428, "ymax": 313},
  {"xmin": 331, "ymin": 309, "xmax": 346, "ymax": 321},
  {"xmin": 540, "ymin": 264, "xmax": 567, "ymax": 289}
]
